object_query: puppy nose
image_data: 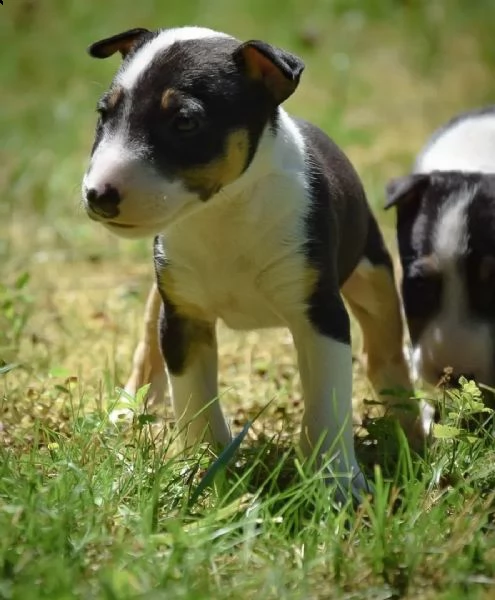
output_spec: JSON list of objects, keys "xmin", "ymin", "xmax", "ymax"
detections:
[
  {"xmin": 457, "ymin": 372, "xmax": 475, "ymax": 382},
  {"xmin": 85, "ymin": 185, "xmax": 121, "ymax": 219},
  {"xmin": 440, "ymin": 371, "xmax": 476, "ymax": 387}
]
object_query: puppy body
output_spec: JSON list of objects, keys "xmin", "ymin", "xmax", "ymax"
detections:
[
  {"xmin": 83, "ymin": 27, "xmax": 421, "ymax": 498},
  {"xmin": 387, "ymin": 107, "xmax": 495, "ymax": 390},
  {"xmin": 414, "ymin": 107, "xmax": 495, "ymax": 175}
]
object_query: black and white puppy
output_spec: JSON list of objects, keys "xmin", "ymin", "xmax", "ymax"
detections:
[
  {"xmin": 82, "ymin": 26, "xmax": 423, "ymax": 498},
  {"xmin": 386, "ymin": 106, "xmax": 495, "ymax": 393}
]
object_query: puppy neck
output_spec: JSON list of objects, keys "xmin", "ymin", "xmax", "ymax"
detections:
[{"xmin": 220, "ymin": 107, "xmax": 307, "ymax": 199}]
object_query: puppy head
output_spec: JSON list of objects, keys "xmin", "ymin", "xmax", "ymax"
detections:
[
  {"xmin": 386, "ymin": 170, "xmax": 495, "ymax": 389},
  {"xmin": 81, "ymin": 26, "xmax": 305, "ymax": 238}
]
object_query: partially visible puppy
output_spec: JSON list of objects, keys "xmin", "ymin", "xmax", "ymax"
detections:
[
  {"xmin": 83, "ymin": 26, "xmax": 424, "ymax": 500},
  {"xmin": 386, "ymin": 106, "xmax": 495, "ymax": 395}
]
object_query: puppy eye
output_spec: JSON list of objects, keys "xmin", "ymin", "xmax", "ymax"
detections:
[
  {"xmin": 96, "ymin": 105, "xmax": 109, "ymax": 123},
  {"xmin": 171, "ymin": 114, "xmax": 200, "ymax": 133}
]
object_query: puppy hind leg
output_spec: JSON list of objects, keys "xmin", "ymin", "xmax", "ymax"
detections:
[
  {"xmin": 111, "ymin": 283, "xmax": 167, "ymax": 422},
  {"xmin": 125, "ymin": 283, "xmax": 167, "ymax": 403},
  {"xmin": 341, "ymin": 257, "xmax": 425, "ymax": 446}
]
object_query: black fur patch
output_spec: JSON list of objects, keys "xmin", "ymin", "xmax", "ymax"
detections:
[
  {"xmin": 91, "ymin": 35, "xmax": 288, "ymax": 199},
  {"xmin": 390, "ymin": 170, "xmax": 495, "ymax": 343},
  {"xmin": 153, "ymin": 236, "xmax": 214, "ymax": 375},
  {"xmin": 465, "ymin": 179, "xmax": 495, "ymax": 318},
  {"xmin": 158, "ymin": 297, "xmax": 214, "ymax": 376},
  {"xmin": 362, "ymin": 211, "xmax": 394, "ymax": 270},
  {"xmin": 298, "ymin": 119, "xmax": 374, "ymax": 344}
]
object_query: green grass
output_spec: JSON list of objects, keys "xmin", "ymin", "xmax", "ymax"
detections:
[
  {"xmin": 2, "ymin": 0, "xmax": 495, "ymax": 597},
  {"xmin": 0, "ymin": 387, "xmax": 494, "ymax": 599}
]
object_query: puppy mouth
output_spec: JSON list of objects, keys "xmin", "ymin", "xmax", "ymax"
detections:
[
  {"xmin": 86, "ymin": 211, "xmax": 136, "ymax": 229},
  {"xmin": 107, "ymin": 221, "xmax": 136, "ymax": 229}
]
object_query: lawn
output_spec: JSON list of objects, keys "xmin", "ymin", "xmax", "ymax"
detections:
[{"xmin": 1, "ymin": 0, "xmax": 495, "ymax": 598}]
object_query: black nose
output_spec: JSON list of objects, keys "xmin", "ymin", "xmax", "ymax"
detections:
[
  {"xmin": 86, "ymin": 185, "xmax": 121, "ymax": 219},
  {"xmin": 457, "ymin": 372, "xmax": 476, "ymax": 382},
  {"xmin": 440, "ymin": 371, "xmax": 476, "ymax": 387}
]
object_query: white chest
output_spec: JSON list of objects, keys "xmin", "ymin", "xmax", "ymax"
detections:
[{"xmin": 157, "ymin": 179, "xmax": 310, "ymax": 330}]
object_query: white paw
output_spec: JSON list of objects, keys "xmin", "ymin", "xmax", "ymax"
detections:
[
  {"xmin": 108, "ymin": 383, "xmax": 141, "ymax": 425},
  {"xmin": 109, "ymin": 406, "xmax": 135, "ymax": 424},
  {"xmin": 349, "ymin": 468, "xmax": 374, "ymax": 503},
  {"xmin": 324, "ymin": 461, "xmax": 373, "ymax": 505}
]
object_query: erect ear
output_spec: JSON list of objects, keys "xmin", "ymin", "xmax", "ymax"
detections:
[
  {"xmin": 88, "ymin": 28, "xmax": 151, "ymax": 59},
  {"xmin": 384, "ymin": 173, "xmax": 431, "ymax": 210},
  {"xmin": 234, "ymin": 40, "xmax": 305, "ymax": 105}
]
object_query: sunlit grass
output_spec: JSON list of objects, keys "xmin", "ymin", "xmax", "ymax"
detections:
[{"xmin": 1, "ymin": 0, "xmax": 495, "ymax": 597}]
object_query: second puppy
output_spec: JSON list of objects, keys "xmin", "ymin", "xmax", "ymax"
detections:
[{"xmin": 386, "ymin": 106, "xmax": 495, "ymax": 394}]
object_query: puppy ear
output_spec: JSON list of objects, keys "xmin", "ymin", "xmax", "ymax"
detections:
[
  {"xmin": 385, "ymin": 173, "xmax": 430, "ymax": 210},
  {"xmin": 88, "ymin": 28, "xmax": 151, "ymax": 59},
  {"xmin": 234, "ymin": 40, "xmax": 305, "ymax": 104}
]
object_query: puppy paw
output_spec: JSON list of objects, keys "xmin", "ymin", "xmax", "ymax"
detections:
[
  {"xmin": 109, "ymin": 371, "xmax": 167, "ymax": 425},
  {"xmin": 109, "ymin": 405, "xmax": 135, "ymax": 424},
  {"xmin": 394, "ymin": 400, "xmax": 434, "ymax": 453},
  {"xmin": 325, "ymin": 463, "xmax": 373, "ymax": 506},
  {"xmin": 349, "ymin": 469, "xmax": 374, "ymax": 504}
]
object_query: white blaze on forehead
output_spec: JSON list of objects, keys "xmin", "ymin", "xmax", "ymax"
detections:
[
  {"xmin": 118, "ymin": 27, "xmax": 233, "ymax": 90},
  {"xmin": 415, "ymin": 112, "xmax": 495, "ymax": 174},
  {"xmin": 434, "ymin": 185, "xmax": 476, "ymax": 264}
]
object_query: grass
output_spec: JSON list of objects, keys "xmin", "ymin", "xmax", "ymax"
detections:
[{"xmin": 1, "ymin": 0, "xmax": 495, "ymax": 597}]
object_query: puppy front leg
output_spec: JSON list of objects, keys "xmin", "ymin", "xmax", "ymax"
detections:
[
  {"xmin": 159, "ymin": 299, "xmax": 231, "ymax": 450},
  {"xmin": 292, "ymin": 312, "xmax": 370, "ymax": 499}
]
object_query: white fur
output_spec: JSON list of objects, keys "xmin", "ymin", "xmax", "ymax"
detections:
[
  {"xmin": 294, "ymin": 327, "xmax": 368, "ymax": 495},
  {"xmin": 413, "ymin": 315, "xmax": 493, "ymax": 386},
  {"xmin": 83, "ymin": 27, "xmax": 235, "ymax": 233},
  {"xmin": 153, "ymin": 111, "xmax": 366, "ymax": 493},
  {"xmin": 82, "ymin": 119, "xmax": 200, "ymax": 237},
  {"xmin": 82, "ymin": 96, "xmax": 307, "ymax": 241},
  {"xmin": 412, "ymin": 185, "xmax": 494, "ymax": 385},
  {"xmin": 434, "ymin": 185, "xmax": 474, "ymax": 265},
  {"xmin": 85, "ymin": 32, "xmax": 369, "ymax": 496},
  {"xmin": 155, "ymin": 110, "xmax": 309, "ymax": 331},
  {"xmin": 118, "ymin": 27, "xmax": 232, "ymax": 90},
  {"xmin": 168, "ymin": 341, "xmax": 231, "ymax": 448},
  {"xmin": 415, "ymin": 112, "xmax": 495, "ymax": 174}
]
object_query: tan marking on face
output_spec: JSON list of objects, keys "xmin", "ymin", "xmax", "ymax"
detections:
[
  {"xmin": 161, "ymin": 88, "xmax": 177, "ymax": 111},
  {"xmin": 179, "ymin": 129, "xmax": 250, "ymax": 199},
  {"xmin": 342, "ymin": 261, "xmax": 424, "ymax": 446},
  {"xmin": 108, "ymin": 86, "xmax": 124, "ymax": 110}
]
